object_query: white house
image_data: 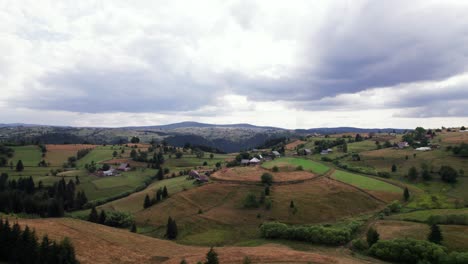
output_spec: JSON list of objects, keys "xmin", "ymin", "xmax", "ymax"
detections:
[
  {"xmin": 416, "ymin": 147, "xmax": 431, "ymax": 151},
  {"xmin": 249, "ymin": 157, "xmax": 261, "ymax": 164},
  {"xmin": 103, "ymin": 169, "xmax": 115, "ymax": 176}
]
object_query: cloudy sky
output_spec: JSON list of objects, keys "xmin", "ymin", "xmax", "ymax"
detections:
[{"xmin": 1, "ymin": 0, "xmax": 468, "ymax": 129}]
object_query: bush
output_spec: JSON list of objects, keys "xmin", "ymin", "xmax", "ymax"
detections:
[
  {"xmin": 296, "ymin": 165, "xmax": 303, "ymax": 171},
  {"xmin": 377, "ymin": 172, "xmax": 390, "ymax": 178},
  {"xmin": 351, "ymin": 238, "xmax": 368, "ymax": 251},
  {"xmin": 369, "ymin": 239, "xmax": 446, "ymax": 263},
  {"xmin": 261, "ymin": 173, "xmax": 274, "ymax": 185},
  {"xmin": 243, "ymin": 193, "xmax": 259, "ymax": 208},
  {"xmin": 321, "ymin": 156, "xmax": 333, "ymax": 162},
  {"xmin": 260, "ymin": 221, "xmax": 362, "ymax": 246},
  {"xmin": 104, "ymin": 211, "xmax": 134, "ymax": 228},
  {"xmin": 272, "ymin": 166, "xmax": 279, "ymax": 172},
  {"xmin": 428, "ymin": 215, "xmax": 468, "ymax": 225}
]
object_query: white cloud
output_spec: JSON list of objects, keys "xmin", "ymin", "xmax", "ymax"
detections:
[{"xmin": 0, "ymin": 0, "xmax": 467, "ymax": 128}]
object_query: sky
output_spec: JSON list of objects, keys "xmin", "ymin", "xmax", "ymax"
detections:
[{"xmin": 1, "ymin": 0, "xmax": 468, "ymax": 129}]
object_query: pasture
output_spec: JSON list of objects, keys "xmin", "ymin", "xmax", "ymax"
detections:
[
  {"xmin": 372, "ymin": 220, "xmax": 468, "ymax": 252},
  {"xmin": 45, "ymin": 144, "xmax": 97, "ymax": 166},
  {"xmin": 388, "ymin": 208, "xmax": 468, "ymax": 222},
  {"xmin": 331, "ymin": 170, "xmax": 402, "ymax": 193},
  {"xmin": 135, "ymin": 178, "xmax": 384, "ymax": 245},
  {"xmin": 13, "ymin": 217, "xmax": 368, "ymax": 264},
  {"xmin": 262, "ymin": 157, "xmax": 330, "ymax": 174},
  {"xmin": 9, "ymin": 145, "xmax": 42, "ymax": 166}
]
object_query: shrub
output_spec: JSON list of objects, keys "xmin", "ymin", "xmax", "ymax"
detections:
[
  {"xmin": 377, "ymin": 172, "xmax": 390, "ymax": 178},
  {"xmin": 369, "ymin": 239, "xmax": 446, "ymax": 263},
  {"xmin": 272, "ymin": 166, "xmax": 279, "ymax": 172},
  {"xmin": 104, "ymin": 211, "xmax": 134, "ymax": 228},
  {"xmin": 261, "ymin": 173, "xmax": 274, "ymax": 185},
  {"xmin": 321, "ymin": 157, "xmax": 333, "ymax": 162},
  {"xmin": 243, "ymin": 193, "xmax": 259, "ymax": 208},
  {"xmin": 260, "ymin": 221, "xmax": 362, "ymax": 246},
  {"xmin": 351, "ymin": 238, "xmax": 368, "ymax": 251},
  {"xmin": 428, "ymin": 215, "xmax": 468, "ymax": 225},
  {"xmin": 296, "ymin": 165, "xmax": 303, "ymax": 171}
]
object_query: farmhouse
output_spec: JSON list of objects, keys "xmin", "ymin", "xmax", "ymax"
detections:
[
  {"xmin": 241, "ymin": 159, "xmax": 250, "ymax": 166},
  {"xmin": 196, "ymin": 174, "xmax": 209, "ymax": 183},
  {"xmin": 304, "ymin": 149, "xmax": 312, "ymax": 155},
  {"xmin": 258, "ymin": 154, "xmax": 263, "ymax": 159},
  {"xmin": 102, "ymin": 169, "xmax": 115, "ymax": 176},
  {"xmin": 249, "ymin": 157, "xmax": 261, "ymax": 165},
  {"xmin": 272, "ymin": 151, "xmax": 281, "ymax": 157},
  {"xmin": 397, "ymin": 142, "xmax": 409, "ymax": 149},
  {"xmin": 416, "ymin": 147, "xmax": 431, "ymax": 151},
  {"xmin": 320, "ymin": 148, "xmax": 333, "ymax": 155},
  {"xmin": 117, "ymin": 163, "xmax": 130, "ymax": 171},
  {"xmin": 189, "ymin": 170, "xmax": 200, "ymax": 179}
]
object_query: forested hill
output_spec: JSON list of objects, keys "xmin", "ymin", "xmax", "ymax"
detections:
[{"xmin": 0, "ymin": 122, "xmax": 407, "ymax": 153}]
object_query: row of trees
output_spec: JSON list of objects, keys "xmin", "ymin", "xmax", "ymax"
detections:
[
  {"xmin": 0, "ymin": 219, "xmax": 78, "ymax": 264},
  {"xmin": 407, "ymin": 165, "xmax": 459, "ymax": 183},
  {"xmin": 143, "ymin": 186, "xmax": 169, "ymax": 208},
  {"xmin": 260, "ymin": 221, "xmax": 361, "ymax": 245},
  {"xmin": 0, "ymin": 174, "xmax": 87, "ymax": 217},
  {"xmin": 88, "ymin": 207, "xmax": 135, "ymax": 229}
]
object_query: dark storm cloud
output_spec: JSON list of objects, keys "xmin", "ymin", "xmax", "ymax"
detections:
[{"xmin": 17, "ymin": 66, "xmax": 221, "ymax": 113}]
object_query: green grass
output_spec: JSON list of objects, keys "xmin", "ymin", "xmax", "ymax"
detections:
[
  {"xmin": 388, "ymin": 208, "xmax": 468, "ymax": 222},
  {"xmin": 98, "ymin": 175, "xmax": 197, "ymax": 213},
  {"xmin": 262, "ymin": 157, "xmax": 330, "ymax": 174},
  {"xmin": 331, "ymin": 170, "xmax": 402, "ymax": 193},
  {"xmin": 9, "ymin": 146, "xmax": 42, "ymax": 167},
  {"xmin": 76, "ymin": 146, "xmax": 116, "ymax": 167}
]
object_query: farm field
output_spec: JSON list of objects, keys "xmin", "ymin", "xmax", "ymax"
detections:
[
  {"xmin": 9, "ymin": 145, "xmax": 42, "ymax": 166},
  {"xmin": 372, "ymin": 220, "xmax": 468, "ymax": 252},
  {"xmin": 45, "ymin": 144, "xmax": 97, "ymax": 166},
  {"xmin": 13, "ymin": 217, "xmax": 372, "ymax": 264},
  {"xmin": 262, "ymin": 157, "xmax": 330, "ymax": 174},
  {"xmin": 211, "ymin": 166, "xmax": 317, "ymax": 183},
  {"xmin": 135, "ymin": 177, "xmax": 384, "ymax": 245},
  {"xmin": 99, "ymin": 176, "xmax": 198, "ymax": 213},
  {"xmin": 331, "ymin": 170, "xmax": 401, "ymax": 193},
  {"xmin": 387, "ymin": 208, "xmax": 468, "ymax": 222},
  {"xmin": 285, "ymin": 139, "xmax": 306, "ymax": 150}
]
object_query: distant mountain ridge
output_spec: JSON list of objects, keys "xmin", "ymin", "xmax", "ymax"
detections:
[{"xmin": 0, "ymin": 121, "xmax": 410, "ymax": 152}]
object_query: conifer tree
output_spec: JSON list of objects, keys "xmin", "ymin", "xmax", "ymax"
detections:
[
  {"xmin": 16, "ymin": 160, "xmax": 24, "ymax": 172},
  {"xmin": 391, "ymin": 164, "xmax": 397, "ymax": 172},
  {"xmin": 166, "ymin": 217, "xmax": 178, "ymax": 240},
  {"xmin": 130, "ymin": 223, "xmax": 137, "ymax": 233},
  {"xmin": 157, "ymin": 168, "xmax": 164, "ymax": 180},
  {"xmin": 428, "ymin": 224, "xmax": 443, "ymax": 244},
  {"xmin": 99, "ymin": 210, "xmax": 107, "ymax": 225},
  {"xmin": 290, "ymin": 200, "xmax": 295, "ymax": 208},
  {"xmin": 144, "ymin": 194, "xmax": 152, "ymax": 208},
  {"xmin": 162, "ymin": 186, "xmax": 168, "ymax": 198},
  {"xmin": 366, "ymin": 227, "xmax": 380, "ymax": 246},
  {"xmin": 403, "ymin": 187, "xmax": 410, "ymax": 201},
  {"xmin": 88, "ymin": 206, "xmax": 99, "ymax": 223},
  {"xmin": 205, "ymin": 247, "xmax": 219, "ymax": 264}
]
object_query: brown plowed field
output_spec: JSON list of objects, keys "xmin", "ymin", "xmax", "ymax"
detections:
[{"xmin": 211, "ymin": 166, "xmax": 317, "ymax": 183}]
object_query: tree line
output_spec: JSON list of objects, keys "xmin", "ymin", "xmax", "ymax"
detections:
[
  {"xmin": 0, "ymin": 218, "xmax": 78, "ymax": 264},
  {"xmin": 0, "ymin": 173, "xmax": 87, "ymax": 217}
]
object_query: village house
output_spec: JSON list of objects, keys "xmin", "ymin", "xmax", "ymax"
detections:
[
  {"xmin": 303, "ymin": 149, "xmax": 312, "ymax": 155},
  {"xmin": 249, "ymin": 157, "xmax": 261, "ymax": 165},
  {"xmin": 416, "ymin": 147, "xmax": 431, "ymax": 151},
  {"xmin": 117, "ymin": 163, "xmax": 131, "ymax": 171},
  {"xmin": 397, "ymin": 142, "xmax": 409, "ymax": 149},
  {"xmin": 241, "ymin": 159, "xmax": 250, "ymax": 166},
  {"xmin": 271, "ymin": 151, "xmax": 281, "ymax": 158},
  {"xmin": 102, "ymin": 169, "xmax": 115, "ymax": 176}
]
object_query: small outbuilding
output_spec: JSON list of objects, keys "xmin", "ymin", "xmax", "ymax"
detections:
[{"xmin": 272, "ymin": 151, "xmax": 281, "ymax": 157}]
